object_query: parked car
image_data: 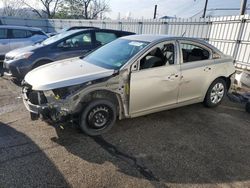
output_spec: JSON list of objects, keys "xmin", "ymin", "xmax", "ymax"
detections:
[
  {"xmin": 61, "ymin": 26, "xmax": 99, "ymax": 32},
  {"xmin": 22, "ymin": 35, "xmax": 236, "ymax": 136},
  {"xmin": 47, "ymin": 26, "xmax": 100, "ymax": 37},
  {"xmin": 0, "ymin": 25, "xmax": 48, "ymax": 60},
  {"xmin": 2, "ymin": 29, "xmax": 135, "ymax": 80}
]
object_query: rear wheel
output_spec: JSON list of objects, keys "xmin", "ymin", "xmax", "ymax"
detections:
[
  {"xmin": 80, "ymin": 99, "xmax": 117, "ymax": 136},
  {"xmin": 204, "ymin": 78, "xmax": 227, "ymax": 107}
]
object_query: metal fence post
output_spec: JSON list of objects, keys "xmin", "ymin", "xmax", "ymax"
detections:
[
  {"xmin": 102, "ymin": 21, "xmax": 106, "ymax": 29},
  {"xmin": 163, "ymin": 21, "xmax": 168, "ymax": 34},
  {"xmin": 119, "ymin": 21, "xmax": 122, "ymax": 31},
  {"xmin": 138, "ymin": 22, "xmax": 143, "ymax": 34},
  {"xmin": 233, "ymin": 16, "xmax": 246, "ymax": 62}
]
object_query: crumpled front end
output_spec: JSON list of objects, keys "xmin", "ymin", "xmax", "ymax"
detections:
[{"xmin": 22, "ymin": 84, "xmax": 82, "ymax": 122}]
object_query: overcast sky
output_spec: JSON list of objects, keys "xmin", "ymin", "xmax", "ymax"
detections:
[
  {"xmin": 0, "ymin": 0, "xmax": 244, "ymax": 19},
  {"xmin": 107, "ymin": 0, "xmax": 242, "ymax": 19}
]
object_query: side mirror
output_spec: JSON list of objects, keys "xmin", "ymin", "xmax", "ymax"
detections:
[
  {"xmin": 58, "ymin": 42, "xmax": 71, "ymax": 49},
  {"xmin": 212, "ymin": 52, "xmax": 221, "ymax": 59},
  {"xmin": 131, "ymin": 61, "xmax": 139, "ymax": 72}
]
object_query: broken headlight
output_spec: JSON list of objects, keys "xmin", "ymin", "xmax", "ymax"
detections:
[{"xmin": 46, "ymin": 84, "xmax": 87, "ymax": 100}]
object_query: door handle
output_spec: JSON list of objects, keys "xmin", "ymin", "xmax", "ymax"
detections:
[
  {"xmin": 163, "ymin": 74, "xmax": 179, "ymax": 81},
  {"xmin": 204, "ymin": 67, "xmax": 211, "ymax": 71}
]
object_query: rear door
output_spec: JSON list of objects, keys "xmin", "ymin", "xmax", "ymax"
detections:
[
  {"xmin": 52, "ymin": 31, "xmax": 94, "ymax": 60},
  {"xmin": 0, "ymin": 28, "xmax": 10, "ymax": 56},
  {"xmin": 178, "ymin": 41, "xmax": 214, "ymax": 103}
]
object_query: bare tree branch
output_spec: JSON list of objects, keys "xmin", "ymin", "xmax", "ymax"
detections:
[
  {"xmin": 65, "ymin": 0, "xmax": 110, "ymax": 19},
  {"xmin": 21, "ymin": 0, "xmax": 63, "ymax": 18},
  {"xmin": 0, "ymin": 0, "xmax": 23, "ymax": 17}
]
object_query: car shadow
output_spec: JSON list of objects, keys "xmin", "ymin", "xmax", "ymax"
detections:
[
  {"xmin": 0, "ymin": 121, "xmax": 70, "ymax": 187},
  {"xmin": 51, "ymin": 103, "xmax": 250, "ymax": 186}
]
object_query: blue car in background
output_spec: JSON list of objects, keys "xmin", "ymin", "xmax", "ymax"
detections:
[
  {"xmin": 0, "ymin": 25, "xmax": 48, "ymax": 60},
  {"xmin": 2, "ymin": 28, "xmax": 135, "ymax": 80}
]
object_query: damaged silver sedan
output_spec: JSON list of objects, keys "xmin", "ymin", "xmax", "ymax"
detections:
[{"xmin": 22, "ymin": 35, "xmax": 236, "ymax": 136}]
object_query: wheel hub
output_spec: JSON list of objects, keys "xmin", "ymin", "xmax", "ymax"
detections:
[
  {"xmin": 210, "ymin": 83, "xmax": 225, "ymax": 104},
  {"xmin": 87, "ymin": 105, "xmax": 111, "ymax": 129}
]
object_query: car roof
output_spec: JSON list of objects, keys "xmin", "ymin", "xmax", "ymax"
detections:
[
  {"xmin": 68, "ymin": 28, "xmax": 135, "ymax": 34},
  {"xmin": 121, "ymin": 34, "xmax": 218, "ymax": 50},
  {"xmin": 0, "ymin": 25, "xmax": 43, "ymax": 31}
]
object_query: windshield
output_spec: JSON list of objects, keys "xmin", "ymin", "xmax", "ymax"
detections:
[
  {"xmin": 84, "ymin": 39, "xmax": 149, "ymax": 70},
  {"xmin": 42, "ymin": 30, "xmax": 77, "ymax": 45}
]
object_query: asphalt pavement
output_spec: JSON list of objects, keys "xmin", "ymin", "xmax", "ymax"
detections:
[{"xmin": 0, "ymin": 77, "xmax": 250, "ymax": 188}]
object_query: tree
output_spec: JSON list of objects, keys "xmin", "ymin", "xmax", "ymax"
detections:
[
  {"xmin": 21, "ymin": 0, "xmax": 63, "ymax": 18},
  {"xmin": 66, "ymin": 0, "xmax": 110, "ymax": 19},
  {"xmin": 0, "ymin": 0, "xmax": 23, "ymax": 17}
]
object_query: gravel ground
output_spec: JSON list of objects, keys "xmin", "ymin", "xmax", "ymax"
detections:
[{"xmin": 0, "ymin": 77, "xmax": 250, "ymax": 188}]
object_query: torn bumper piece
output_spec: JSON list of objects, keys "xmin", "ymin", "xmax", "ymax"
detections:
[{"xmin": 22, "ymin": 87, "xmax": 70, "ymax": 121}]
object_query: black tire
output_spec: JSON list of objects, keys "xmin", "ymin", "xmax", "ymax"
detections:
[
  {"xmin": 80, "ymin": 99, "xmax": 117, "ymax": 136},
  {"xmin": 30, "ymin": 112, "xmax": 39, "ymax": 120},
  {"xmin": 28, "ymin": 91, "xmax": 40, "ymax": 120},
  {"xmin": 246, "ymin": 102, "xmax": 250, "ymax": 113},
  {"xmin": 204, "ymin": 78, "xmax": 227, "ymax": 108}
]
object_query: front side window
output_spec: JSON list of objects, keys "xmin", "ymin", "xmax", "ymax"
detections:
[
  {"xmin": 42, "ymin": 30, "xmax": 79, "ymax": 45},
  {"xmin": 181, "ymin": 43, "xmax": 210, "ymax": 63},
  {"xmin": 26, "ymin": 30, "xmax": 33, "ymax": 38},
  {"xmin": 140, "ymin": 43, "xmax": 175, "ymax": 70},
  {"xmin": 95, "ymin": 32, "xmax": 117, "ymax": 45},
  {"xmin": 11, "ymin": 29, "xmax": 27, "ymax": 38},
  {"xmin": 58, "ymin": 32, "xmax": 92, "ymax": 49},
  {"xmin": 84, "ymin": 39, "xmax": 149, "ymax": 70},
  {"xmin": 0, "ymin": 29, "xmax": 7, "ymax": 39}
]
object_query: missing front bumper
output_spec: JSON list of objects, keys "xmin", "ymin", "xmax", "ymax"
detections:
[{"xmin": 22, "ymin": 87, "xmax": 70, "ymax": 122}]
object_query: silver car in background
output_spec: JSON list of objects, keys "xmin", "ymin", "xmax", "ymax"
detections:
[
  {"xmin": 0, "ymin": 25, "xmax": 48, "ymax": 60},
  {"xmin": 22, "ymin": 35, "xmax": 236, "ymax": 136}
]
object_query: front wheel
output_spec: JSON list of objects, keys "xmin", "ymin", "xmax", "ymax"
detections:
[
  {"xmin": 204, "ymin": 78, "xmax": 227, "ymax": 107},
  {"xmin": 80, "ymin": 99, "xmax": 117, "ymax": 136}
]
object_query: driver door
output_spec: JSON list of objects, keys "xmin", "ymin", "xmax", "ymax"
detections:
[{"xmin": 129, "ymin": 41, "xmax": 181, "ymax": 116}]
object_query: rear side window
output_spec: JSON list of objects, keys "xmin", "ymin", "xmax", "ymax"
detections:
[
  {"xmin": 11, "ymin": 29, "xmax": 27, "ymax": 38},
  {"xmin": 181, "ymin": 43, "xmax": 210, "ymax": 63},
  {"xmin": 95, "ymin": 32, "xmax": 117, "ymax": 45},
  {"xmin": 10, "ymin": 29, "xmax": 34, "ymax": 39},
  {"xmin": 0, "ymin": 29, "xmax": 7, "ymax": 39}
]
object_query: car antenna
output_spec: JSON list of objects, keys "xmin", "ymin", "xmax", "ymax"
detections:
[{"xmin": 181, "ymin": 31, "xmax": 186, "ymax": 37}]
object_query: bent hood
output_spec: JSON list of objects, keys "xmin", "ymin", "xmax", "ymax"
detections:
[{"xmin": 25, "ymin": 58, "xmax": 115, "ymax": 91}]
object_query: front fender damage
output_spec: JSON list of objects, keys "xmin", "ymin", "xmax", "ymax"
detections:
[{"xmin": 22, "ymin": 69, "xmax": 130, "ymax": 123}]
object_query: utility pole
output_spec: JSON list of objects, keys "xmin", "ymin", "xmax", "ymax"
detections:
[
  {"xmin": 154, "ymin": 5, "xmax": 157, "ymax": 19},
  {"xmin": 202, "ymin": 0, "xmax": 208, "ymax": 18},
  {"xmin": 240, "ymin": 0, "xmax": 247, "ymax": 15}
]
